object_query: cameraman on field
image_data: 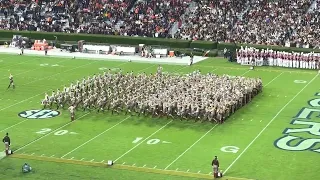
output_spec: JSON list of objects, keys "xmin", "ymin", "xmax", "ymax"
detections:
[
  {"xmin": 2, "ymin": 133, "xmax": 11, "ymax": 156},
  {"xmin": 212, "ymin": 156, "xmax": 220, "ymax": 178}
]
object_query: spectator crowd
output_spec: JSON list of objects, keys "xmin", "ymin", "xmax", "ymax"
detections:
[{"xmin": 0, "ymin": 0, "xmax": 320, "ymax": 48}]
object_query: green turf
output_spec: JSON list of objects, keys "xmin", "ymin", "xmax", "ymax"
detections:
[{"xmin": 0, "ymin": 54, "xmax": 319, "ymax": 180}]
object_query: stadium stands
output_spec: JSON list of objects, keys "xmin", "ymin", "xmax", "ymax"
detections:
[
  {"xmin": 174, "ymin": 0, "xmax": 248, "ymax": 41},
  {"xmin": 0, "ymin": 0, "xmax": 319, "ymax": 48},
  {"xmin": 232, "ymin": 0, "xmax": 313, "ymax": 46}
]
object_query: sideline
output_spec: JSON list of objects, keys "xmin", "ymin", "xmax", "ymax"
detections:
[{"xmin": 11, "ymin": 153, "xmax": 255, "ymax": 180}]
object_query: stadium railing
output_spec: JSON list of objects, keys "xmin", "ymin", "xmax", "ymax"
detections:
[{"xmin": 0, "ymin": 30, "xmax": 319, "ymax": 55}]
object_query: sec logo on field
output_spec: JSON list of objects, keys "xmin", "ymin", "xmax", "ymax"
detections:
[{"xmin": 18, "ymin": 109, "xmax": 60, "ymax": 119}]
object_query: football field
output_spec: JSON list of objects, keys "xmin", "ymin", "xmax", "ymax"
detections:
[{"xmin": 0, "ymin": 54, "xmax": 319, "ymax": 180}]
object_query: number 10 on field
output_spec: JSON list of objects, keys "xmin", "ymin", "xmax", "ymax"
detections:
[{"xmin": 132, "ymin": 137, "xmax": 172, "ymax": 145}]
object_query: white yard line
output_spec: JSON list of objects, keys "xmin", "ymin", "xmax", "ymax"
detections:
[
  {"xmin": 223, "ymin": 73, "xmax": 319, "ymax": 174},
  {"xmin": 14, "ymin": 113, "xmax": 90, "ymax": 152},
  {"xmin": 0, "ymin": 119, "xmax": 28, "ymax": 133},
  {"xmin": 0, "ymin": 61, "xmax": 128, "ymax": 133},
  {"xmin": 59, "ymin": 64, "xmax": 186, "ymax": 159},
  {"xmin": 0, "ymin": 92, "xmax": 45, "ymax": 112},
  {"xmin": 114, "ymin": 120, "xmax": 173, "ymax": 162},
  {"xmin": 0, "ymin": 60, "xmax": 29, "ymax": 70},
  {"xmin": 23, "ymin": 61, "xmax": 97, "ymax": 86},
  {"xmin": 61, "ymin": 116, "xmax": 130, "ymax": 158},
  {"xmin": 1, "ymin": 59, "xmax": 68, "ymax": 80},
  {"xmin": 264, "ymin": 72, "xmax": 284, "ymax": 87},
  {"xmin": 240, "ymin": 70, "xmax": 251, "ymax": 76},
  {"xmin": 164, "ymin": 124, "xmax": 218, "ymax": 170}
]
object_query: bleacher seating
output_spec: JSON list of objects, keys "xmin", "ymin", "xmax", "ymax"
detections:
[{"xmin": 0, "ymin": 0, "xmax": 320, "ymax": 48}]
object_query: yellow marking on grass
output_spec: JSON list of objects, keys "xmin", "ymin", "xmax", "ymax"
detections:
[{"xmin": 11, "ymin": 154, "xmax": 254, "ymax": 180}]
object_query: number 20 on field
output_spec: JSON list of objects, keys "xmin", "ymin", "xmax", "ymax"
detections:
[{"xmin": 36, "ymin": 128, "xmax": 77, "ymax": 136}]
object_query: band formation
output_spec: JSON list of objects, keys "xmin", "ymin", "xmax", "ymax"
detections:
[{"xmin": 41, "ymin": 66, "xmax": 263, "ymax": 123}]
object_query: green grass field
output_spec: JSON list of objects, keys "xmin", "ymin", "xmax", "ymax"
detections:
[{"xmin": 0, "ymin": 54, "xmax": 319, "ymax": 180}]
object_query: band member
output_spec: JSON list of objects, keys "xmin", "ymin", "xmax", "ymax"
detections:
[
  {"xmin": 3, "ymin": 133, "xmax": 11, "ymax": 156},
  {"xmin": 7, "ymin": 73, "xmax": 15, "ymax": 89},
  {"xmin": 68, "ymin": 104, "xmax": 75, "ymax": 121},
  {"xmin": 212, "ymin": 156, "xmax": 220, "ymax": 178}
]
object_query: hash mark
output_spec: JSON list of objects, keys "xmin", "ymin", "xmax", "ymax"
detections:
[
  {"xmin": 209, "ymin": 172, "xmax": 212, "ymax": 175},
  {"xmin": 153, "ymin": 165, "xmax": 157, "ymax": 169},
  {"xmin": 187, "ymin": 169, "xmax": 189, "ymax": 172},
  {"xmin": 101, "ymin": 160, "xmax": 104, "ymax": 163},
  {"xmin": 176, "ymin": 168, "xmax": 179, "ymax": 171},
  {"xmin": 90, "ymin": 159, "xmax": 94, "ymax": 162},
  {"xmin": 197, "ymin": 170, "xmax": 201, "ymax": 173},
  {"xmin": 250, "ymin": 119, "xmax": 253, "ymax": 121},
  {"xmin": 80, "ymin": 158, "xmax": 84, "ymax": 161},
  {"xmin": 260, "ymin": 120, "xmax": 262, "ymax": 122},
  {"xmin": 256, "ymin": 105, "xmax": 259, "ymax": 107},
  {"xmin": 143, "ymin": 164, "xmax": 146, "ymax": 167},
  {"xmin": 122, "ymin": 162, "xmax": 126, "ymax": 165},
  {"xmin": 70, "ymin": 157, "xmax": 74, "ymax": 160},
  {"xmin": 41, "ymin": 154, "xmax": 45, "ymax": 156},
  {"xmin": 132, "ymin": 163, "xmax": 136, "ymax": 166},
  {"xmin": 31, "ymin": 153, "xmax": 35, "ymax": 155},
  {"xmin": 50, "ymin": 155, "xmax": 55, "ymax": 157}
]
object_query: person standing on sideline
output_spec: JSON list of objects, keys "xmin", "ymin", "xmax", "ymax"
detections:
[
  {"xmin": 20, "ymin": 46, "xmax": 24, "ymax": 55},
  {"xmin": 44, "ymin": 46, "xmax": 48, "ymax": 56},
  {"xmin": 212, "ymin": 156, "xmax": 219, "ymax": 178},
  {"xmin": 2, "ymin": 133, "xmax": 10, "ymax": 156},
  {"xmin": 189, "ymin": 52, "xmax": 194, "ymax": 66},
  {"xmin": 223, "ymin": 48, "xmax": 228, "ymax": 58}
]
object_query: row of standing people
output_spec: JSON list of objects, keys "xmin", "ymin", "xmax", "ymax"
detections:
[{"xmin": 236, "ymin": 46, "xmax": 320, "ymax": 69}]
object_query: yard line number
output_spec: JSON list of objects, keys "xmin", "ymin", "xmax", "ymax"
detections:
[
  {"xmin": 132, "ymin": 137, "xmax": 171, "ymax": 145},
  {"xmin": 36, "ymin": 128, "xmax": 75, "ymax": 136}
]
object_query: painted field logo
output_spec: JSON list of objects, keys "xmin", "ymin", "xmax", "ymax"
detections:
[
  {"xmin": 18, "ymin": 110, "xmax": 60, "ymax": 119},
  {"xmin": 274, "ymin": 92, "xmax": 320, "ymax": 153}
]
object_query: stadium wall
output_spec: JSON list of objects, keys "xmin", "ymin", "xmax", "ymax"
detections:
[{"xmin": 0, "ymin": 30, "xmax": 319, "ymax": 54}]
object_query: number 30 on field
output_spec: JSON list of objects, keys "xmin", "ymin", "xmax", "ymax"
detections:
[{"xmin": 36, "ymin": 128, "xmax": 69, "ymax": 136}]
